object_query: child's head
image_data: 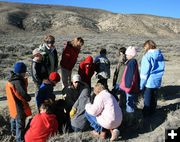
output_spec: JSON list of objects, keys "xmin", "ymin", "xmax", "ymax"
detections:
[
  {"xmin": 32, "ymin": 48, "xmax": 45, "ymax": 61},
  {"xmin": 100, "ymin": 48, "xmax": 107, "ymax": 55},
  {"xmin": 72, "ymin": 74, "xmax": 81, "ymax": 89},
  {"xmin": 71, "ymin": 37, "xmax": 84, "ymax": 49},
  {"xmin": 119, "ymin": 47, "xmax": 126, "ymax": 55},
  {"xmin": 40, "ymin": 102, "xmax": 53, "ymax": 114},
  {"xmin": 13, "ymin": 62, "xmax": 27, "ymax": 77},
  {"xmin": 143, "ymin": 40, "xmax": 156, "ymax": 52},
  {"xmin": 125, "ymin": 46, "xmax": 137, "ymax": 60},
  {"xmin": 94, "ymin": 83, "xmax": 105, "ymax": 95},
  {"xmin": 49, "ymin": 72, "xmax": 61, "ymax": 86},
  {"xmin": 44, "ymin": 35, "xmax": 55, "ymax": 48}
]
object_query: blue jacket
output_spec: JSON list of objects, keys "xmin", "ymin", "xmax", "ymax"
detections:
[
  {"xmin": 120, "ymin": 58, "xmax": 140, "ymax": 94},
  {"xmin": 140, "ymin": 49, "xmax": 165, "ymax": 90},
  {"xmin": 36, "ymin": 83, "xmax": 55, "ymax": 108}
]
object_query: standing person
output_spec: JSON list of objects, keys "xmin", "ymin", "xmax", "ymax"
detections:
[
  {"xmin": 31, "ymin": 48, "xmax": 48, "ymax": 89},
  {"xmin": 120, "ymin": 46, "xmax": 140, "ymax": 126},
  {"xmin": 24, "ymin": 103, "xmax": 58, "ymax": 142},
  {"xmin": 112, "ymin": 47, "xmax": 127, "ymax": 107},
  {"xmin": 85, "ymin": 83, "xmax": 122, "ymax": 141},
  {"xmin": 39, "ymin": 35, "xmax": 58, "ymax": 75},
  {"xmin": 60, "ymin": 37, "xmax": 84, "ymax": 88},
  {"xmin": 36, "ymin": 72, "xmax": 60, "ymax": 109},
  {"xmin": 94, "ymin": 48, "xmax": 110, "ymax": 89},
  {"xmin": 69, "ymin": 74, "xmax": 91, "ymax": 132},
  {"xmin": 140, "ymin": 40, "xmax": 165, "ymax": 117},
  {"xmin": 5, "ymin": 62, "xmax": 32, "ymax": 142},
  {"xmin": 78, "ymin": 56, "xmax": 95, "ymax": 88}
]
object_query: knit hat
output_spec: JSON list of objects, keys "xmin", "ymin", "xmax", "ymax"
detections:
[
  {"xmin": 125, "ymin": 46, "xmax": 137, "ymax": 57},
  {"xmin": 32, "ymin": 48, "xmax": 46, "ymax": 56},
  {"xmin": 49, "ymin": 72, "xmax": 61, "ymax": 82},
  {"xmin": 14, "ymin": 62, "xmax": 27, "ymax": 74},
  {"xmin": 72, "ymin": 74, "xmax": 81, "ymax": 82}
]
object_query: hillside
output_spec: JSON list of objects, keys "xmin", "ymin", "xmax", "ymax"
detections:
[{"xmin": 0, "ymin": 2, "xmax": 180, "ymax": 36}]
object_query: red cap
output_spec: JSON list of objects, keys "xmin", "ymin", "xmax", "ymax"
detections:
[{"xmin": 49, "ymin": 72, "xmax": 61, "ymax": 82}]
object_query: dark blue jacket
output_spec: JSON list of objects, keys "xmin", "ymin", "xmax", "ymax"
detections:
[{"xmin": 36, "ymin": 83, "xmax": 55, "ymax": 108}]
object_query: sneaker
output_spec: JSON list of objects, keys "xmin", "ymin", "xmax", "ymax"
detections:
[{"xmin": 110, "ymin": 129, "xmax": 120, "ymax": 141}]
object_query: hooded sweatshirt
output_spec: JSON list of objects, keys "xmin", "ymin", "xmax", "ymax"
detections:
[
  {"xmin": 140, "ymin": 49, "xmax": 165, "ymax": 90},
  {"xmin": 85, "ymin": 90, "xmax": 122, "ymax": 129},
  {"xmin": 25, "ymin": 112, "xmax": 58, "ymax": 142},
  {"xmin": 78, "ymin": 56, "xmax": 95, "ymax": 85}
]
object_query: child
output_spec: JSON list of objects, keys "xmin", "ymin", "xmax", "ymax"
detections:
[
  {"xmin": 36, "ymin": 72, "xmax": 60, "ymax": 109},
  {"xmin": 6, "ymin": 62, "xmax": 31, "ymax": 142},
  {"xmin": 24, "ymin": 103, "xmax": 58, "ymax": 142},
  {"xmin": 85, "ymin": 83, "xmax": 122, "ymax": 141},
  {"xmin": 78, "ymin": 56, "xmax": 95, "ymax": 88},
  {"xmin": 140, "ymin": 40, "xmax": 165, "ymax": 117},
  {"xmin": 60, "ymin": 37, "xmax": 84, "ymax": 88},
  {"xmin": 31, "ymin": 48, "xmax": 48, "ymax": 89},
  {"xmin": 94, "ymin": 48, "xmax": 110, "ymax": 89},
  {"xmin": 119, "ymin": 46, "xmax": 140, "ymax": 125},
  {"xmin": 69, "ymin": 74, "xmax": 91, "ymax": 132},
  {"xmin": 39, "ymin": 35, "xmax": 58, "ymax": 75}
]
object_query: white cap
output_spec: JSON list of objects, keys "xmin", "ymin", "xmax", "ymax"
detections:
[
  {"xmin": 125, "ymin": 46, "xmax": 137, "ymax": 57},
  {"xmin": 32, "ymin": 48, "xmax": 46, "ymax": 56},
  {"xmin": 72, "ymin": 74, "xmax": 81, "ymax": 82}
]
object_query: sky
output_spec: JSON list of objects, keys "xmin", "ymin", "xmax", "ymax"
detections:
[{"xmin": 1, "ymin": 0, "xmax": 180, "ymax": 18}]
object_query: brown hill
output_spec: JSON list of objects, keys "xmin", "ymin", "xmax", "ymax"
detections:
[{"xmin": 0, "ymin": 2, "xmax": 180, "ymax": 36}]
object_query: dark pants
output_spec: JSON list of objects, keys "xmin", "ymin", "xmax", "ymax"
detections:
[
  {"xmin": 10, "ymin": 115, "xmax": 26, "ymax": 142},
  {"xmin": 85, "ymin": 112, "xmax": 102, "ymax": 132},
  {"xmin": 143, "ymin": 87, "xmax": 158, "ymax": 117}
]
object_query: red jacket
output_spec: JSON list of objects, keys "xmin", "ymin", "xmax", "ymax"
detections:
[
  {"xmin": 25, "ymin": 112, "xmax": 58, "ymax": 142},
  {"xmin": 78, "ymin": 56, "xmax": 95, "ymax": 85},
  {"xmin": 60, "ymin": 41, "xmax": 80, "ymax": 71}
]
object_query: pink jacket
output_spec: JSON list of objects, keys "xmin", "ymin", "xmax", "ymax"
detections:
[{"xmin": 85, "ymin": 90, "xmax": 122, "ymax": 129}]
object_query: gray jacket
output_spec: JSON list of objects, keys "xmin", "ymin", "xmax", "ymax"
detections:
[{"xmin": 71, "ymin": 82, "xmax": 90, "ymax": 131}]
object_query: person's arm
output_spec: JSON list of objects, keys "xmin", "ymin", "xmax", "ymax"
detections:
[
  {"xmin": 140, "ymin": 56, "xmax": 151, "ymax": 90},
  {"xmin": 32, "ymin": 63, "xmax": 41, "ymax": 85},
  {"xmin": 85, "ymin": 95, "xmax": 103, "ymax": 116}
]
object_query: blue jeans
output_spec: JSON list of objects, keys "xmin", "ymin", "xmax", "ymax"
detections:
[
  {"xmin": 85, "ymin": 112, "xmax": 102, "ymax": 132},
  {"xmin": 10, "ymin": 115, "xmax": 26, "ymax": 142},
  {"xmin": 143, "ymin": 88, "xmax": 158, "ymax": 117},
  {"xmin": 126, "ymin": 93, "xmax": 135, "ymax": 113}
]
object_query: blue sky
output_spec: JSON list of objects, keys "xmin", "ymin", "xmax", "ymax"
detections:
[{"xmin": 1, "ymin": 0, "xmax": 180, "ymax": 18}]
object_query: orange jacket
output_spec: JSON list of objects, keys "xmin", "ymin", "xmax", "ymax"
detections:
[{"xmin": 6, "ymin": 80, "xmax": 32, "ymax": 118}]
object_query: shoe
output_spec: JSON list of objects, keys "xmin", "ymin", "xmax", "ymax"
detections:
[
  {"xmin": 100, "ymin": 131, "xmax": 106, "ymax": 139},
  {"xmin": 110, "ymin": 129, "xmax": 120, "ymax": 141}
]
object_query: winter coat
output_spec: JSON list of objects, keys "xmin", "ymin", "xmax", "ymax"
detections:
[
  {"xmin": 71, "ymin": 82, "xmax": 90, "ymax": 130},
  {"xmin": 94, "ymin": 54, "xmax": 110, "ymax": 79},
  {"xmin": 113, "ymin": 54, "xmax": 126, "ymax": 86},
  {"xmin": 78, "ymin": 56, "xmax": 95, "ymax": 86},
  {"xmin": 24, "ymin": 112, "xmax": 58, "ymax": 142},
  {"xmin": 140, "ymin": 49, "xmax": 165, "ymax": 90},
  {"xmin": 39, "ymin": 43, "xmax": 58, "ymax": 75},
  {"xmin": 120, "ymin": 58, "xmax": 140, "ymax": 94},
  {"xmin": 5, "ymin": 72, "xmax": 31, "ymax": 118},
  {"xmin": 85, "ymin": 90, "xmax": 122, "ymax": 129},
  {"xmin": 60, "ymin": 41, "xmax": 80, "ymax": 71},
  {"xmin": 31, "ymin": 59, "xmax": 48, "ymax": 86},
  {"xmin": 36, "ymin": 83, "xmax": 55, "ymax": 108}
]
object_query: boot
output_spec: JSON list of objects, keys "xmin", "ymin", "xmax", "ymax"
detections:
[{"xmin": 110, "ymin": 129, "xmax": 120, "ymax": 141}]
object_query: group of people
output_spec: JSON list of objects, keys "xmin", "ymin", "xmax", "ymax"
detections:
[{"xmin": 5, "ymin": 35, "xmax": 165, "ymax": 142}]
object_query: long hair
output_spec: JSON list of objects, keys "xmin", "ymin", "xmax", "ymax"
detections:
[
  {"xmin": 144, "ymin": 40, "xmax": 156, "ymax": 52},
  {"xmin": 71, "ymin": 37, "xmax": 84, "ymax": 47}
]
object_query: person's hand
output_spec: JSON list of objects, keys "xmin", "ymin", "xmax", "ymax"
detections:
[{"xmin": 69, "ymin": 107, "xmax": 77, "ymax": 119}]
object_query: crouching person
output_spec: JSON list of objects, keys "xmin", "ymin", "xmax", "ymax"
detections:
[
  {"xmin": 69, "ymin": 74, "xmax": 91, "ymax": 132},
  {"xmin": 6, "ymin": 62, "xmax": 32, "ymax": 142},
  {"xmin": 85, "ymin": 83, "xmax": 122, "ymax": 141},
  {"xmin": 24, "ymin": 103, "xmax": 58, "ymax": 142}
]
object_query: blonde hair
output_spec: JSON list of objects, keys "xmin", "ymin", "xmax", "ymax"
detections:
[
  {"xmin": 71, "ymin": 37, "xmax": 84, "ymax": 47},
  {"xmin": 44, "ymin": 35, "xmax": 55, "ymax": 43},
  {"xmin": 144, "ymin": 40, "xmax": 156, "ymax": 52},
  {"xmin": 94, "ymin": 83, "xmax": 105, "ymax": 95}
]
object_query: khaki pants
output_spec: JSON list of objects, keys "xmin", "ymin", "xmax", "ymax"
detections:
[{"xmin": 60, "ymin": 66, "xmax": 72, "ymax": 88}]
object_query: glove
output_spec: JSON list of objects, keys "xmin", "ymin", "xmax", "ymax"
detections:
[{"xmin": 69, "ymin": 107, "xmax": 77, "ymax": 119}]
